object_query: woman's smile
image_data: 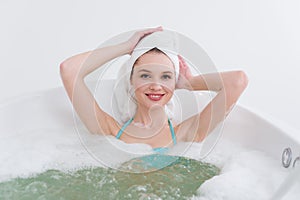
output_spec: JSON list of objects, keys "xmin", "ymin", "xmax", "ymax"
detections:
[{"xmin": 145, "ymin": 93, "xmax": 166, "ymax": 101}]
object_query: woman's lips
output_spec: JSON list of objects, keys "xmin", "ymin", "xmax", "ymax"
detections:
[{"xmin": 145, "ymin": 93, "xmax": 165, "ymax": 101}]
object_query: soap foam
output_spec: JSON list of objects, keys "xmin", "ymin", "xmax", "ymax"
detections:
[{"xmin": 0, "ymin": 111, "xmax": 298, "ymax": 199}]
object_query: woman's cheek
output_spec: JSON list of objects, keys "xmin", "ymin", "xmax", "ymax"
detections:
[
  {"xmin": 133, "ymin": 79, "xmax": 151, "ymax": 89},
  {"xmin": 161, "ymin": 80, "xmax": 176, "ymax": 91}
]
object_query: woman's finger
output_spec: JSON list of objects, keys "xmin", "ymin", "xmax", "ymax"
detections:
[
  {"xmin": 179, "ymin": 55, "xmax": 193, "ymax": 79},
  {"xmin": 125, "ymin": 26, "xmax": 163, "ymax": 55},
  {"xmin": 178, "ymin": 55, "xmax": 187, "ymax": 69},
  {"xmin": 145, "ymin": 26, "xmax": 163, "ymax": 33},
  {"xmin": 140, "ymin": 26, "xmax": 163, "ymax": 37}
]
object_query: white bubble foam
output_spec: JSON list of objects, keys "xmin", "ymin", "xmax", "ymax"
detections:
[{"xmin": 0, "ymin": 123, "xmax": 296, "ymax": 199}]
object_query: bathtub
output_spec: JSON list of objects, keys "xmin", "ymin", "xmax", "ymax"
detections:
[{"xmin": 0, "ymin": 79, "xmax": 299, "ymax": 199}]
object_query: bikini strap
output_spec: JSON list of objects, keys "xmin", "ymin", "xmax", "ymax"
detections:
[
  {"xmin": 168, "ymin": 118, "xmax": 177, "ymax": 145},
  {"xmin": 116, "ymin": 118, "xmax": 133, "ymax": 139}
]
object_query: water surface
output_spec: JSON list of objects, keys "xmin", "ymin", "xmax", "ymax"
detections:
[{"xmin": 0, "ymin": 155, "xmax": 219, "ymax": 200}]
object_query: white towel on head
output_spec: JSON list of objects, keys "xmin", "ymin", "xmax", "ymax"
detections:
[{"xmin": 113, "ymin": 30, "xmax": 180, "ymax": 124}]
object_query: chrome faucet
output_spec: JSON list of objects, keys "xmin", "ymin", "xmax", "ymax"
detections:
[{"xmin": 282, "ymin": 147, "xmax": 292, "ymax": 168}]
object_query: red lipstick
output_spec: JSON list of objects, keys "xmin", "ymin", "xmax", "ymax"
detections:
[{"xmin": 145, "ymin": 93, "xmax": 165, "ymax": 101}]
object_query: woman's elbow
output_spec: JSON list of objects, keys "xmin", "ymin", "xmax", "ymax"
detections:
[
  {"xmin": 235, "ymin": 70, "xmax": 249, "ymax": 89},
  {"xmin": 227, "ymin": 70, "xmax": 249, "ymax": 91},
  {"xmin": 59, "ymin": 60, "xmax": 79, "ymax": 82},
  {"xmin": 59, "ymin": 61, "xmax": 70, "ymax": 77},
  {"xmin": 59, "ymin": 61, "xmax": 79, "ymax": 94}
]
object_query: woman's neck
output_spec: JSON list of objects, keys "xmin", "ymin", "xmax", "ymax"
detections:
[{"xmin": 133, "ymin": 105, "xmax": 168, "ymax": 128}]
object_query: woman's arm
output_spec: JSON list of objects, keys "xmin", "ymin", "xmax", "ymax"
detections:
[
  {"xmin": 60, "ymin": 27, "xmax": 163, "ymax": 135},
  {"xmin": 60, "ymin": 44, "xmax": 129, "ymax": 135},
  {"xmin": 176, "ymin": 57, "xmax": 249, "ymax": 142}
]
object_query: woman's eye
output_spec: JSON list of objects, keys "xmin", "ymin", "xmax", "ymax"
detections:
[
  {"xmin": 140, "ymin": 74, "xmax": 150, "ymax": 79},
  {"xmin": 162, "ymin": 75, "xmax": 172, "ymax": 80}
]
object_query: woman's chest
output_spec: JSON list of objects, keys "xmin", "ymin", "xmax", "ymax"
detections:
[{"xmin": 114, "ymin": 125, "xmax": 174, "ymax": 148}]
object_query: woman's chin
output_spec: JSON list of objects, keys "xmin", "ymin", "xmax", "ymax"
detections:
[{"xmin": 137, "ymin": 101, "xmax": 166, "ymax": 111}]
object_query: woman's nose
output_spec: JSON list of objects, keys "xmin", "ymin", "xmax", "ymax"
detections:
[{"xmin": 149, "ymin": 82, "xmax": 162, "ymax": 91}]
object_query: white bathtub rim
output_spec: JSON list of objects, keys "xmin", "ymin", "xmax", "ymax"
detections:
[{"xmin": 236, "ymin": 103, "xmax": 300, "ymax": 146}]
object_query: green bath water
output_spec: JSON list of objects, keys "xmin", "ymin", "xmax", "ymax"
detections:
[{"xmin": 0, "ymin": 155, "xmax": 219, "ymax": 200}]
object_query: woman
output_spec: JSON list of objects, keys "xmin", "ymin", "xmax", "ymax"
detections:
[{"xmin": 60, "ymin": 26, "xmax": 248, "ymax": 152}]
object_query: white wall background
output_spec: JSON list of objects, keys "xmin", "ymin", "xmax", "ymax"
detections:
[{"xmin": 1, "ymin": 0, "xmax": 300, "ymax": 134}]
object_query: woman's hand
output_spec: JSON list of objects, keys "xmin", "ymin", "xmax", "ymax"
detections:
[
  {"xmin": 122, "ymin": 26, "xmax": 163, "ymax": 55},
  {"xmin": 176, "ymin": 55, "xmax": 193, "ymax": 90}
]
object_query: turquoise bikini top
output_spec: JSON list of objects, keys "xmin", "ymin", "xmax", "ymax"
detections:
[{"xmin": 116, "ymin": 118, "xmax": 177, "ymax": 154}]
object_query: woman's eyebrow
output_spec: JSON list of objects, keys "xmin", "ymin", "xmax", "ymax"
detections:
[
  {"xmin": 162, "ymin": 71, "xmax": 174, "ymax": 74},
  {"xmin": 137, "ymin": 69, "xmax": 174, "ymax": 74},
  {"xmin": 138, "ymin": 69, "xmax": 152, "ymax": 73}
]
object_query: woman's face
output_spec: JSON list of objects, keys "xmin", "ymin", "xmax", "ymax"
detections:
[{"xmin": 130, "ymin": 52, "xmax": 176, "ymax": 109}]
